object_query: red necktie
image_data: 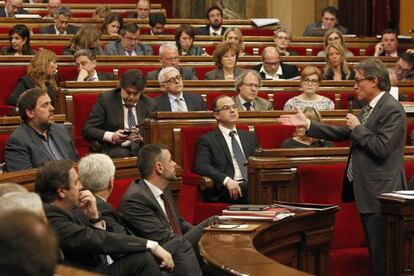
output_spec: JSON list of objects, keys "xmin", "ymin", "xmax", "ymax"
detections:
[{"xmin": 160, "ymin": 193, "xmax": 181, "ymax": 235}]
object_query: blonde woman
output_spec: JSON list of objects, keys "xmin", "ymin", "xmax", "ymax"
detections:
[
  {"xmin": 317, "ymin": 28, "xmax": 354, "ymax": 57},
  {"xmin": 223, "ymin": 27, "xmax": 245, "ymax": 56},
  {"xmin": 323, "ymin": 43, "xmax": 354, "ymax": 80},
  {"xmin": 8, "ymin": 49, "xmax": 58, "ymax": 106},
  {"xmin": 63, "ymin": 25, "xmax": 103, "ymax": 55}
]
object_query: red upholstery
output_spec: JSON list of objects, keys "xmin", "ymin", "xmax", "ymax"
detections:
[
  {"xmin": 404, "ymin": 161, "xmax": 414, "ymax": 182},
  {"xmin": 205, "ymin": 91, "xmax": 269, "ymax": 111},
  {"xmin": 240, "ymin": 28, "xmax": 274, "ymax": 36},
  {"xmin": 273, "ymin": 91, "xmax": 300, "ymax": 110},
  {"xmin": 254, "ymin": 124, "xmax": 295, "ymax": 148},
  {"xmin": 58, "ymin": 66, "xmax": 79, "ymax": 82},
  {"xmin": 406, "ymin": 121, "xmax": 414, "ymax": 145},
  {"xmin": 108, "ymin": 177, "xmax": 134, "ymax": 210},
  {"xmin": 298, "ymin": 164, "xmax": 372, "ymax": 276},
  {"xmin": 339, "ymin": 91, "xmax": 357, "ymax": 109},
  {"xmin": 179, "ymin": 125, "xmax": 249, "ymax": 224},
  {"xmin": 39, "ymin": 45, "xmax": 65, "ymax": 55},
  {"xmin": 72, "ymin": 93, "xmax": 99, "ymax": 157},
  {"xmin": 0, "ymin": 66, "xmax": 27, "ymax": 114},
  {"xmin": 118, "ymin": 66, "xmax": 159, "ymax": 78},
  {"xmin": 0, "ymin": 133, "xmax": 10, "ymax": 163},
  {"xmin": 287, "ymin": 46, "xmax": 324, "ymax": 56},
  {"xmin": 197, "ymin": 65, "xmax": 216, "ymax": 80}
]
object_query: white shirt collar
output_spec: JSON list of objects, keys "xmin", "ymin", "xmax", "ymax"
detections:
[
  {"xmin": 54, "ymin": 25, "xmax": 67, "ymax": 35},
  {"xmin": 237, "ymin": 95, "xmax": 253, "ymax": 109},
  {"xmin": 144, "ymin": 179, "xmax": 164, "ymax": 198},
  {"xmin": 209, "ymin": 26, "xmax": 222, "ymax": 36},
  {"xmin": 168, "ymin": 92, "xmax": 184, "ymax": 102},
  {"xmin": 218, "ymin": 124, "xmax": 237, "ymax": 137},
  {"xmin": 259, "ymin": 64, "xmax": 283, "ymax": 80},
  {"xmin": 368, "ymin": 91, "xmax": 385, "ymax": 109},
  {"xmin": 121, "ymin": 99, "xmax": 136, "ymax": 108}
]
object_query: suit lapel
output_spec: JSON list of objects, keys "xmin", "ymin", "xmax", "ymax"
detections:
[
  {"xmin": 49, "ymin": 126, "xmax": 70, "ymax": 159},
  {"xmin": 182, "ymin": 92, "xmax": 192, "ymax": 111},
  {"xmin": 24, "ymin": 124, "xmax": 54, "ymax": 161},
  {"xmin": 139, "ymin": 180, "xmax": 170, "ymax": 225},
  {"xmin": 238, "ymin": 130, "xmax": 251, "ymax": 158},
  {"xmin": 214, "ymin": 129, "xmax": 233, "ymax": 164},
  {"xmin": 114, "ymin": 92, "xmax": 125, "ymax": 128},
  {"xmin": 161, "ymin": 94, "xmax": 172, "ymax": 111},
  {"xmin": 117, "ymin": 41, "xmax": 126, "ymax": 55}
]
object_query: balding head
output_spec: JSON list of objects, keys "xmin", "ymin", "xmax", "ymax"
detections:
[{"xmin": 261, "ymin": 46, "xmax": 281, "ymax": 75}]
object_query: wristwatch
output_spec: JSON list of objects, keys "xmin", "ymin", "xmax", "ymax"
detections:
[{"xmin": 89, "ymin": 212, "xmax": 103, "ymax": 224}]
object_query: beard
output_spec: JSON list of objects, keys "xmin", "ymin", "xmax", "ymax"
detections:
[{"xmin": 210, "ymin": 20, "xmax": 222, "ymax": 29}]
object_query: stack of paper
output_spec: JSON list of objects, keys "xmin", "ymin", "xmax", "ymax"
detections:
[{"xmin": 219, "ymin": 205, "xmax": 294, "ymax": 221}]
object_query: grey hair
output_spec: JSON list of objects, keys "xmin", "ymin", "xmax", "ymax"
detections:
[
  {"xmin": 158, "ymin": 66, "xmax": 180, "ymax": 84},
  {"xmin": 0, "ymin": 192, "xmax": 44, "ymax": 218},
  {"xmin": 159, "ymin": 42, "xmax": 178, "ymax": 57},
  {"xmin": 78, "ymin": 153, "xmax": 115, "ymax": 193},
  {"xmin": 234, "ymin": 69, "xmax": 262, "ymax": 92},
  {"xmin": 354, "ymin": 57, "xmax": 391, "ymax": 92},
  {"xmin": 54, "ymin": 6, "xmax": 72, "ymax": 18},
  {"xmin": 274, "ymin": 28, "xmax": 292, "ymax": 39},
  {"xmin": 0, "ymin": 183, "xmax": 27, "ymax": 197}
]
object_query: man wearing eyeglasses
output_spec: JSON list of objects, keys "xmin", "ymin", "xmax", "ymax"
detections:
[
  {"xmin": 391, "ymin": 51, "xmax": 414, "ymax": 81},
  {"xmin": 252, "ymin": 46, "xmax": 299, "ymax": 80},
  {"xmin": 194, "ymin": 95, "xmax": 261, "ymax": 203},
  {"xmin": 155, "ymin": 67, "xmax": 205, "ymax": 112},
  {"xmin": 279, "ymin": 58, "xmax": 406, "ymax": 276},
  {"xmin": 104, "ymin": 23, "xmax": 153, "ymax": 56},
  {"xmin": 83, "ymin": 69, "xmax": 155, "ymax": 158},
  {"xmin": 0, "ymin": 0, "xmax": 28, "ymax": 17},
  {"xmin": 147, "ymin": 43, "xmax": 198, "ymax": 80},
  {"xmin": 233, "ymin": 70, "xmax": 272, "ymax": 111}
]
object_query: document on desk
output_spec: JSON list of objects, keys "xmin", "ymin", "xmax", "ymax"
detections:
[{"xmin": 204, "ymin": 223, "xmax": 260, "ymax": 232}]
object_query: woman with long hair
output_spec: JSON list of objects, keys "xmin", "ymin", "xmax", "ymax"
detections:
[
  {"xmin": 322, "ymin": 43, "xmax": 354, "ymax": 80},
  {"xmin": 63, "ymin": 24, "xmax": 103, "ymax": 55},
  {"xmin": 101, "ymin": 12, "xmax": 123, "ymax": 36},
  {"xmin": 175, "ymin": 24, "xmax": 203, "ymax": 56},
  {"xmin": 8, "ymin": 49, "xmax": 58, "ymax": 106},
  {"xmin": 222, "ymin": 27, "xmax": 245, "ymax": 56},
  {"xmin": 1, "ymin": 24, "xmax": 35, "ymax": 55},
  {"xmin": 317, "ymin": 28, "xmax": 353, "ymax": 57}
]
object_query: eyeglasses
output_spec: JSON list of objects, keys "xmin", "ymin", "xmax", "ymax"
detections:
[
  {"xmin": 163, "ymin": 74, "xmax": 182, "ymax": 84},
  {"xmin": 243, "ymin": 82, "xmax": 260, "ymax": 89},
  {"xmin": 275, "ymin": 36, "xmax": 290, "ymax": 41},
  {"xmin": 165, "ymin": 57, "xmax": 179, "ymax": 63},
  {"xmin": 302, "ymin": 78, "xmax": 319, "ymax": 85},
  {"xmin": 354, "ymin": 77, "xmax": 373, "ymax": 85},
  {"xmin": 215, "ymin": 104, "xmax": 238, "ymax": 112}
]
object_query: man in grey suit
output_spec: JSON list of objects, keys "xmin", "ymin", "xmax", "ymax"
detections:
[
  {"xmin": 104, "ymin": 23, "xmax": 152, "ymax": 56},
  {"xmin": 279, "ymin": 58, "xmax": 406, "ymax": 276},
  {"xmin": 194, "ymin": 95, "xmax": 261, "ymax": 203},
  {"xmin": 155, "ymin": 67, "xmax": 205, "ymax": 112},
  {"xmin": 303, "ymin": 6, "xmax": 348, "ymax": 36},
  {"xmin": 39, "ymin": 6, "xmax": 79, "ymax": 35},
  {"xmin": 233, "ymin": 70, "xmax": 272, "ymax": 111},
  {"xmin": 5, "ymin": 88, "xmax": 79, "ymax": 172},
  {"xmin": 0, "ymin": 0, "xmax": 27, "ymax": 17},
  {"xmin": 120, "ymin": 144, "xmax": 215, "ymax": 276},
  {"xmin": 147, "ymin": 43, "xmax": 198, "ymax": 81},
  {"xmin": 74, "ymin": 49, "xmax": 115, "ymax": 81},
  {"xmin": 83, "ymin": 69, "xmax": 155, "ymax": 158}
]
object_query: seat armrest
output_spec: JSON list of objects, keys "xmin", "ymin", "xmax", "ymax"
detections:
[{"xmin": 183, "ymin": 173, "xmax": 214, "ymax": 190}]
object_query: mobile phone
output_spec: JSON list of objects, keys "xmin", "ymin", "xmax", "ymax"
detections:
[{"xmin": 122, "ymin": 130, "xmax": 132, "ymax": 135}]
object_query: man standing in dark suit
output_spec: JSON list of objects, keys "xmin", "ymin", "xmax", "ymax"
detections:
[
  {"xmin": 155, "ymin": 67, "xmax": 205, "ymax": 111},
  {"xmin": 0, "ymin": 0, "xmax": 27, "ymax": 17},
  {"xmin": 120, "ymin": 144, "xmax": 214, "ymax": 276},
  {"xmin": 35, "ymin": 160, "xmax": 173, "ymax": 275},
  {"xmin": 83, "ymin": 69, "xmax": 155, "ymax": 158},
  {"xmin": 194, "ymin": 95, "xmax": 261, "ymax": 203},
  {"xmin": 74, "ymin": 49, "xmax": 115, "ymax": 81},
  {"xmin": 39, "ymin": 6, "xmax": 79, "ymax": 35},
  {"xmin": 146, "ymin": 43, "xmax": 198, "ymax": 80},
  {"xmin": 303, "ymin": 6, "xmax": 348, "ymax": 36},
  {"xmin": 279, "ymin": 58, "xmax": 407, "ymax": 276},
  {"xmin": 5, "ymin": 88, "xmax": 79, "ymax": 172},
  {"xmin": 195, "ymin": 6, "xmax": 226, "ymax": 36},
  {"xmin": 252, "ymin": 46, "xmax": 300, "ymax": 80},
  {"xmin": 233, "ymin": 70, "xmax": 272, "ymax": 111}
]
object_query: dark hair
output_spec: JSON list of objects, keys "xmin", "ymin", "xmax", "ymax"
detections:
[
  {"xmin": 206, "ymin": 5, "xmax": 223, "ymax": 18},
  {"xmin": 381, "ymin": 28, "xmax": 398, "ymax": 38},
  {"xmin": 17, "ymin": 88, "xmax": 47, "ymax": 122},
  {"xmin": 321, "ymin": 6, "xmax": 339, "ymax": 17},
  {"xmin": 8, "ymin": 24, "xmax": 34, "ymax": 55},
  {"xmin": 213, "ymin": 41, "xmax": 240, "ymax": 68},
  {"xmin": 0, "ymin": 211, "xmax": 58, "ymax": 276},
  {"xmin": 175, "ymin": 24, "xmax": 195, "ymax": 53},
  {"xmin": 121, "ymin": 23, "xmax": 139, "ymax": 36},
  {"xmin": 35, "ymin": 160, "xmax": 74, "ymax": 203},
  {"xmin": 212, "ymin": 95, "xmax": 232, "ymax": 112},
  {"xmin": 149, "ymin": 13, "xmax": 166, "ymax": 27},
  {"xmin": 101, "ymin": 12, "xmax": 124, "ymax": 35},
  {"xmin": 400, "ymin": 52, "xmax": 414, "ymax": 67},
  {"xmin": 120, "ymin": 69, "xmax": 146, "ymax": 91},
  {"xmin": 74, "ymin": 48, "xmax": 96, "ymax": 61},
  {"xmin": 354, "ymin": 57, "xmax": 391, "ymax": 91},
  {"xmin": 138, "ymin": 143, "xmax": 168, "ymax": 178}
]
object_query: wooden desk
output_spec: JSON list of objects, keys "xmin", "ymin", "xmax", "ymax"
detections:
[{"xmin": 200, "ymin": 203, "xmax": 338, "ymax": 276}]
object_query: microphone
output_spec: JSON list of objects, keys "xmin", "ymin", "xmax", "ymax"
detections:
[{"xmin": 348, "ymin": 95, "xmax": 354, "ymax": 114}]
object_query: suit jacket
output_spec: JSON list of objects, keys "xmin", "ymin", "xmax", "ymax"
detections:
[
  {"xmin": 251, "ymin": 63, "xmax": 300, "ymax": 80},
  {"xmin": 119, "ymin": 179, "xmax": 193, "ymax": 245},
  {"xmin": 204, "ymin": 67, "xmax": 244, "ymax": 80},
  {"xmin": 194, "ymin": 128, "xmax": 261, "ymax": 202},
  {"xmin": 233, "ymin": 94, "xmax": 273, "ymax": 111},
  {"xmin": 8, "ymin": 75, "xmax": 56, "ymax": 106},
  {"xmin": 146, "ymin": 67, "xmax": 198, "ymax": 81},
  {"xmin": 97, "ymin": 71, "xmax": 115, "ymax": 81},
  {"xmin": 1, "ymin": 46, "xmax": 36, "ymax": 55},
  {"xmin": 181, "ymin": 46, "xmax": 204, "ymax": 56},
  {"xmin": 83, "ymin": 88, "xmax": 155, "ymax": 156},
  {"xmin": 0, "ymin": 7, "xmax": 28, "ymax": 17},
  {"xmin": 5, "ymin": 123, "xmax": 79, "ymax": 172},
  {"xmin": 195, "ymin": 25, "xmax": 227, "ymax": 36},
  {"xmin": 95, "ymin": 196, "xmax": 129, "ymax": 235},
  {"xmin": 39, "ymin": 24, "xmax": 80, "ymax": 35},
  {"xmin": 155, "ymin": 92, "xmax": 206, "ymax": 111},
  {"xmin": 307, "ymin": 92, "xmax": 406, "ymax": 213},
  {"xmin": 104, "ymin": 40, "xmax": 153, "ymax": 56},
  {"xmin": 303, "ymin": 22, "xmax": 348, "ymax": 36},
  {"xmin": 44, "ymin": 203, "xmax": 148, "ymax": 273}
]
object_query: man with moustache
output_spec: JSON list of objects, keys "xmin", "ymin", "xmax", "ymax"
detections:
[
  {"xmin": 194, "ymin": 95, "xmax": 261, "ymax": 203},
  {"xmin": 35, "ymin": 160, "xmax": 173, "ymax": 275},
  {"xmin": 195, "ymin": 6, "xmax": 227, "ymax": 36},
  {"xmin": 279, "ymin": 58, "xmax": 407, "ymax": 276},
  {"xmin": 5, "ymin": 88, "xmax": 78, "ymax": 172}
]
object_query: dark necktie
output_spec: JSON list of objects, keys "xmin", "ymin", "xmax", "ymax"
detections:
[
  {"xmin": 212, "ymin": 32, "xmax": 219, "ymax": 36},
  {"xmin": 160, "ymin": 193, "xmax": 181, "ymax": 235},
  {"xmin": 346, "ymin": 105, "xmax": 372, "ymax": 182},
  {"xmin": 127, "ymin": 106, "xmax": 140, "ymax": 155},
  {"xmin": 229, "ymin": 131, "xmax": 248, "ymax": 182},
  {"xmin": 243, "ymin": 102, "xmax": 252, "ymax": 111}
]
